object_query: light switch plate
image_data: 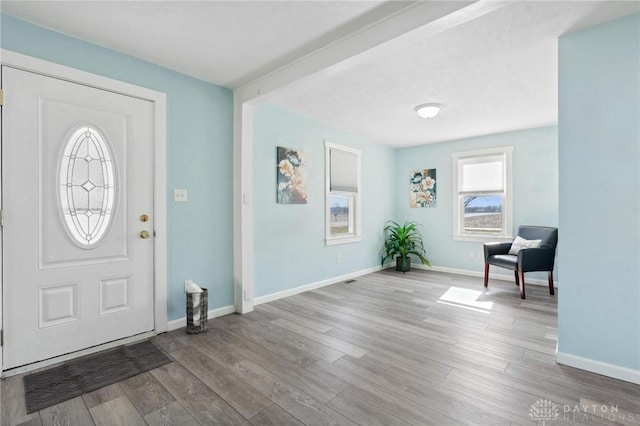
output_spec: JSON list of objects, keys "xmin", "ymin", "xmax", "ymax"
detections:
[{"xmin": 174, "ymin": 189, "xmax": 188, "ymax": 202}]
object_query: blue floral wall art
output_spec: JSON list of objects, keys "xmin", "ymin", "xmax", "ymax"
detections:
[
  {"xmin": 277, "ymin": 147, "xmax": 307, "ymax": 204},
  {"xmin": 410, "ymin": 169, "xmax": 437, "ymax": 208}
]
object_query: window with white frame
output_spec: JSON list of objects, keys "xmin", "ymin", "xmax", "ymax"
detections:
[
  {"xmin": 452, "ymin": 147, "xmax": 513, "ymax": 241},
  {"xmin": 325, "ymin": 141, "xmax": 361, "ymax": 245}
]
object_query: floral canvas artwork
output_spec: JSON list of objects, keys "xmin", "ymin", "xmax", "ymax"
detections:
[
  {"xmin": 410, "ymin": 169, "xmax": 437, "ymax": 208},
  {"xmin": 277, "ymin": 147, "xmax": 307, "ymax": 204}
]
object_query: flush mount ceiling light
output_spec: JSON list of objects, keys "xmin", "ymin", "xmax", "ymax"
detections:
[{"xmin": 415, "ymin": 103, "xmax": 442, "ymax": 119}]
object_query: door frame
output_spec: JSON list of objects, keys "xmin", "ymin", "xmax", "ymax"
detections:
[{"xmin": 0, "ymin": 49, "xmax": 168, "ymax": 372}]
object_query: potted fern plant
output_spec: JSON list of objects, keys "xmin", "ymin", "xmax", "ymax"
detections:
[{"xmin": 381, "ymin": 220, "xmax": 431, "ymax": 273}]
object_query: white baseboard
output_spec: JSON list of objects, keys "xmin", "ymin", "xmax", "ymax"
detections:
[
  {"xmin": 556, "ymin": 350, "xmax": 640, "ymax": 385},
  {"xmin": 254, "ymin": 265, "xmax": 385, "ymax": 306},
  {"xmin": 409, "ymin": 263, "xmax": 558, "ymax": 287},
  {"xmin": 166, "ymin": 304, "xmax": 237, "ymax": 332},
  {"xmin": 178, "ymin": 264, "xmax": 550, "ymax": 331}
]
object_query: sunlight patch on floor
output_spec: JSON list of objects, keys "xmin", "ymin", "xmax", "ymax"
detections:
[{"xmin": 436, "ymin": 286, "xmax": 493, "ymax": 314}]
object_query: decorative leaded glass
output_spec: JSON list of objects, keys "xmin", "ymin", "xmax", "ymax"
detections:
[{"xmin": 59, "ymin": 126, "xmax": 115, "ymax": 246}]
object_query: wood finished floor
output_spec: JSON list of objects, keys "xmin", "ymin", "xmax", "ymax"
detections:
[{"xmin": 3, "ymin": 269, "xmax": 640, "ymax": 425}]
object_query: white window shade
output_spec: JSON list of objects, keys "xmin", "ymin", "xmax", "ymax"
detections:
[
  {"xmin": 459, "ymin": 155, "xmax": 504, "ymax": 193},
  {"xmin": 330, "ymin": 149, "xmax": 358, "ymax": 192}
]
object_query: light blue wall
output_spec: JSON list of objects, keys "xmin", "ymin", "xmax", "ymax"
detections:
[
  {"xmin": 253, "ymin": 104, "xmax": 395, "ymax": 297},
  {"xmin": 558, "ymin": 14, "xmax": 640, "ymax": 371},
  {"xmin": 1, "ymin": 15, "xmax": 235, "ymax": 321},
  {"xmin": 394, "ymin": 127, "xmax": 559, "ymax": 280}
]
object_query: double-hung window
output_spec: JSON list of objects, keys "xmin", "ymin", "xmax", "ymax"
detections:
[
  {"xmin": 325, "ymin": 141, "xmax": 361, "ymax": 245},
  {"xmin": 452, "ymin": 147, "xmax": 513, "ymax": 241}
]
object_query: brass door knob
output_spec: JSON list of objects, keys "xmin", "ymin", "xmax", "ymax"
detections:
[{"xmin": 140, "ymin": 230, "xmax": 151, "ymax": 239}]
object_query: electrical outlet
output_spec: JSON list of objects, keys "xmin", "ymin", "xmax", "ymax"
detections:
[
  {"xmin": 468, "ymin": 250, "xmax": 474, "ymax": 258},
  {"xmin": 336, "ymin": 254, "xmax": 342, "ymax": 264},
  {"xmin": 243, "ymin": 289, "xmax": 250, "ymax": 301},
  {"xmin": 477, "ymin": 250, "xmax": 484, "ymax": 259},
  {"xmin": 174, "ymin": 189, "xmax": 188, "ymax": 202}
]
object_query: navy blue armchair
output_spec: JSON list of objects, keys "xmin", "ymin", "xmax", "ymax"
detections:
[{"xmin": 483, "ymin": 226, "xmax": 558, "ymax": 299}]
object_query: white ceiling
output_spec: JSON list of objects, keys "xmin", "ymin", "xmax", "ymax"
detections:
[
  {"xmin": 1, "ymin": 0, "xmax": 397, "ymax": 87},
  {"xmin": 268, "ymin": 1, "xmax": 640, "ymax": 146},
  {"xmin": 2, "ymin": 1, "xmax": 639, "ymax": 147}
]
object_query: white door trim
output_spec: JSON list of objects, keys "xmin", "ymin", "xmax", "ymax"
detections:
[{"xmin": 0, "ymin": 49, "xmax": 168, "ymax": 371}]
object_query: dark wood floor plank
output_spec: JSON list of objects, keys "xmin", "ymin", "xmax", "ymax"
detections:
[
  {"xmin": 256, "ymin": 303, "xmax": 334, "ymax": 333},
  {"xmin": 521, "ymin": 348, "xmax": 640, "ymax": 398},
  {"xmin": 181, "ymin": 324, "xmax": 344, "ymax": 404},
  {"xmin": 326, "ymin": 320, "xmax": 510, "ymax": 374},
  {"xmin": 345, "ymin": 344, "xmax": 576, "ymax": 426},
  {"xmin": 1, "ymin": 375, "xmax": 41, "ymax": 426},
  {"xmin": 119, "ymin": 371, "xmax": 176, "ymax": 416},
  {"xmin": 270, "ymin": 318, "xmax": 369, "ymax": 358},
  {"xmin": 230, "ymin": 341, "xmax": 343, "ymax": 404},
  {"xmin": 150, "ymin": 330, "xmax": 191, "ymax": 354},
  {"xmin": 143, "ymin": 400, "xmax": 200, "ymax": 426},
  {"xmin": 170, "ymin": 347, "xmax": 272, "ymax": 419},
  {"xmin": 307, "ymin": 359, "xmax": 462, "ymax": 426},
  {"xmin": 82, "ymin": 383, "xmax": 126, "ymax": 409},
  {"xmin": 361, "ymin": 346, "xmax": 453, "ymax": 379},
  {"xmin": 284, "ymin": 292, "xmax": 456, "ymax": 349},
  {"xmin": 309, "ymin": 288, "xmax": 346, "ymax": 300},
  {"xmin": 485, "ymin": 319, "xmax": 555, "ymax": 339},
  {"xmin": 579, "ymin": 396, "xmax": 640, "ymax": 426},
  {"xmin": 249, "ymin": 404, "xmax": 305, "ymax": 426},
  {"xmin": 181, "ymin": 331, "xmax": 245, "ymax": 367},
  {"xmin": 272, "ymin": 303, "xmax": 455, "ymax": 380},
  {"xmin": 231, "ymin": 319, "xmax": 346, "ymax": 363},
  {"xmin": 446, "ymin": 367, "xmax": 625, "ymax": 425},
  {"xmin": 39, "ymin": 396, "xmax": 94, "ymax": 426},
  {"xmin": 295, "ymin": 291, "xmax": 453, "ymax": 342},
  {"xmin": 505, "ymin": 363, "xmax": 640, "ymax": 413},
  {"xmin": 453, "ymin": 333, "xmax": 528, "ymax": 360},
  {"xmin": 436, "ymin": 367, "xmax": 613, "ymax": 426},
  {"xmin": 14, "ymin": 417, "xmax": 43, "ymax": 426},
  {"xmin": 327, "ymin": 390, "xmax": 413, "ymax": 426},
  {"xmin": 335, "ymin": 355, "xmax": 512, "ymax": 426},
  {"xmin": 151, "ymin": 362, "xmax": 250, "ymax": 425},
  {"xmin": 196, "ymin": 323, "xmax": 240, "ymax": 345},
  {"xmin": 211, "ymin": 318, "xmax": 320, "ymax": 368},
  {"xmin": 422, "ymin": 309, "xmax": 493, "ymax": 331},
  {"xmin": 89, "ymin": 395, "xmax": 146, "ymax": 426},
  {"xmin": 215, "ymin": 310, "xmax": 278, "ymax": 327},
  {"xmin": 232, "ymin": 359, "xmax": 357, "ymax": 426}
]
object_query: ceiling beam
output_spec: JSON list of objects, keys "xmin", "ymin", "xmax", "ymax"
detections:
[{"xmin": 235, "ymin": 0, "xmax": 509, "ymax": 103}]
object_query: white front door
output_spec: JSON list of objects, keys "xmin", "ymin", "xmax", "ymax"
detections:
[{"xmin": 2, "ymin": 66, "xmax": 155, "ymax": 369}]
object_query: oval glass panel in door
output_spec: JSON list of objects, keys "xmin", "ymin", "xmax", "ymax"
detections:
[{"xmin": 59, "ymin": 126, "xmax": 116, "ymax": 247}]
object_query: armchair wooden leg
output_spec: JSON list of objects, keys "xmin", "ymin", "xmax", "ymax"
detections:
[
  {"xmin": 518, "ymin": 271, "xmax": 526, "ymax": 299},
  {"xmin": 548, "ymin": 271, "xmax": 555, "ymax": 295},
  {"xmin": 514, "ymin": 271, "xmax": 520, "ymax": 286},
  {"xmin": 484, "ymin": 263, "xmax": 489, "ymax": 287}
]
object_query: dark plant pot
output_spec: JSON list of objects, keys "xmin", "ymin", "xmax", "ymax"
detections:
[{"xmin": 396, "ymin": 256, "xmax": 410, "ymax": 273}]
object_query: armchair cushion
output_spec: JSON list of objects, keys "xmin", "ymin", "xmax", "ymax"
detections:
[
  {"xmin": 508, "ymin": 236, "xmax": 541, "ymax": 255},
  {"xmin": 489, "ymin": 254, "xmax": 518, "ymax": 270}
]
